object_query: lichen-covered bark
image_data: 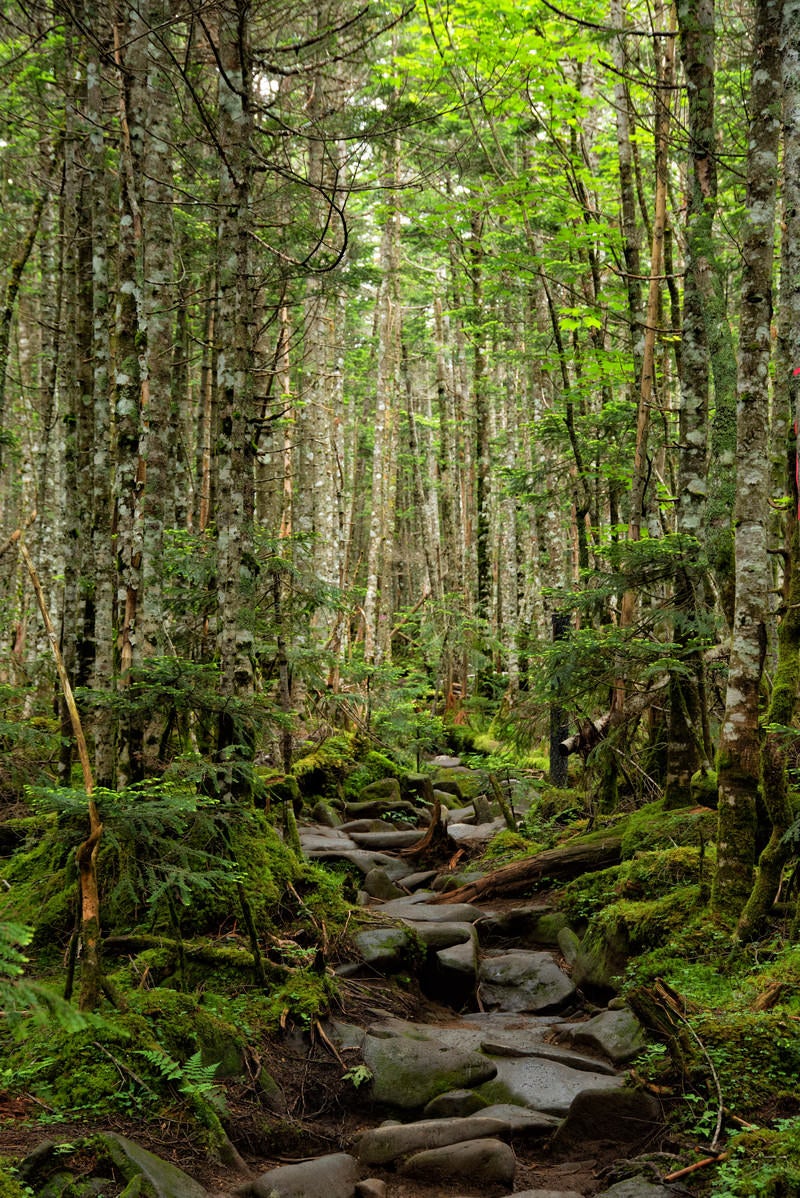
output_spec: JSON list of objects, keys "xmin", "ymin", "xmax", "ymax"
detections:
[
  {"xmin": 139, "ymin": 0, "xmax": 176, "ymax": 774},
  {"xmin": 363, "ymin": 142, "xmax": 401, "ymax": 666},
  {"xmin": 213, "ymin": 0, "xmax": 256, "ymax": 767},
  {"xmin": 713, "ymin": 0, "xmax": 782, "ymax": 919},
  {"xmin": 665, "ymin": 0, "xmax": 717, "ymax": 808},
  {"xmin": 737, "ymin": 0, "xmax": 800, "ymax": 940}
]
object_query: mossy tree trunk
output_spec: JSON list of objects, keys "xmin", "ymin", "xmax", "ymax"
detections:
[
  {"xmin": 665, "ymin": 0, "xmax": 717, "ymax": 810},
  {"xmin": 737, "ymin": 3, "xmax": 800, "ymax": 941},
  {"xmin": 712, "ymin": 0, "xmax": 781, "ymax": 919}
]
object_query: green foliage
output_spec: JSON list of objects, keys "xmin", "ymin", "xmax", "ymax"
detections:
[
  {"xmin": 0, "ymin": 683, "xmax": 59, "ymax": 798},
  {"xmin": 341, "ymin": 1064, "xmax": 373, "ymax": 1089},
  {"xmin": 13, "ymin": 780, "xmax": 303, "ymax": 942},
  {"xmin": 481, "ymin": 829, "xmax": 537, "ymax": 864},
  {"xmin": 711, "ymin": 1118, "xmax": 800, "ymax": 1197},
  {"xmin": 0, "ymin": 923, "xmax": 85, "ymax": 1032},
  {"xmin": 137, "ymin": 1047, "xmax": 221, "ymax": 1098},
  {"xmin": 261, "ymin": 966, "xmax": 339, "ymax": 1031}
]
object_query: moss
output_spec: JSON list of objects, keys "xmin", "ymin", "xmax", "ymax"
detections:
[
  {"xmin": 0, "ymin": 1163, "xmax": 27, "ymax": 1198},
  {"xmin": 343, "ymin": 750, "xmax": 405, "ymax": 799},
  {"xmin": 0, "ymin": 816, "xmax": 76, "ymax": 950},
  {"xmin": 558, "ymin": 847, "xmax": 704, "ymax": 925},
  {"xmin": 293, "ymin": 734, "xmax": 357, "ymax": 802},
  {"xmin": 690, "ymin": 767, "xmax": 718, "ymax": 807},
  {"xmin": 480, "ymin": 830, "xmax": 541, "ymax": 864},
  {"xmin": 432, "ymin": 767, "xmax": 485, "ymax": 800},
  {"xmin": 260, "ymin": 966, "xmax": 339, "ymax": 1031},
  {"xmin": 126, "ymin": 989, "xmax": 246, "ymax": 1078},
  {"xmin": 619, "ymin": 798, "xmax": 717, "ymax": 859},
  {"xmin": 713, "ymin": 1118, "xmax": 800, "ymax": 1196}
]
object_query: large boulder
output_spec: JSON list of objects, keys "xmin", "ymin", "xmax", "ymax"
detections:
[
  {"xmin": 562, "ymin": 1008, "xmax": 646, "ymax": 1064},
  {"xmin": 362, "ymin": 1031, "xmax": 497, "ymax": 1110},
  {"xmin": 551, "ymin": 1088, "xmax": 662, "ymax": 1156},
  {"xmin": 478, "ymin": 950, "xmax": 577, "ymax": 1013},
  {"xmin": 18, "ymin": 1135, "xmax": 211, "ymax": 1198},
  {"xmin": 353, "ymin": 926, "xmax": 418, "ymax": 972}
]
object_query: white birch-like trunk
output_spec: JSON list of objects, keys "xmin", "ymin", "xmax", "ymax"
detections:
[{"xmin": 713, "ymin": 0, "xmax": 782, "ymax": 918}]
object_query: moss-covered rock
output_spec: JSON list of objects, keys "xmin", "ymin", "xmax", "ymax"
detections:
[
  {"xmin": 293, "ymin": 734, "xmax": 357, "ymax": 803},
  {"xmin": 619, "ymin": 799, "xmax": 717, "ymax": 859},
  {"xmin": 260, "ymin": 773, "xmax": 302, "ymax": 815},
  {"xmin": 358, "ymin": 778, "xmax": 401, "ymax": 804},
  {"xmin": 573, "ymin": 885, "xmax": 704, "ymax": 996}
]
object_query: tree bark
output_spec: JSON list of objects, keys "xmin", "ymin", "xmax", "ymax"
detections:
[
  {"xmin": 713, "ymin": 0, "xmax": 781, "ymax": 919},
  {"xmin": 432, "ymin": 834, "xmax": 623, "ymax": 905}
]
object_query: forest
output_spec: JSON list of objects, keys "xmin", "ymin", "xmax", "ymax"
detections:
[{"xmin": 1, "ymin": 0, "xmax": 800, "ymax": 1194}]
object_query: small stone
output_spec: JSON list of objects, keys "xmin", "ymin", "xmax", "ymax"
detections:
[{"xmin": 423, "ymin": 1089, "xmax": 489, "ymax": 1117}]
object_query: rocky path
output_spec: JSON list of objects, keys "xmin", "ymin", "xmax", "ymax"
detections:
[
  {"xmin": 232, "ymin": 761, "xmax": 678, "ymax": 1198},
  {"xmin": 13, "ymin": 761, "xmax": 686, "ymax": 1198}
]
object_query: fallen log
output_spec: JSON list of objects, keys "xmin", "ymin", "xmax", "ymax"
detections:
[{"xmin": 431, "ymin": 833, "xmax": 623, "ymax": 904}]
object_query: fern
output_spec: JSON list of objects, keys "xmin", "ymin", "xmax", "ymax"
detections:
[
  {"xmin": 0, "ymin": 921, "xmax": 85, "ymax": 1031},
  {"xmin": 137, "ymin": 1046, "xmax": 220, "ymax": 1096}
]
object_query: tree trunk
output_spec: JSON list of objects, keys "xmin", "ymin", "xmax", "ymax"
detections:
[
  {"xmin": 737, "ymin": 2, "xmax": 800, "ymax": 939},
  {"xmin": 213, "ymin": 0, "xmax": 257, "ymax": 777},
  {"xmin": 712, "ymin": 0, "xmax": 781, "ymax": 919},
  {"xmin": 664, "ymin": 0, "xmax": 717, "ymax": 808}
]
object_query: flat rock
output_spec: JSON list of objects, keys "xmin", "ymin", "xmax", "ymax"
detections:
[
  {"xmin": 469, "ymin": 1104, "xmax": 560, "ymax": 1139},
  {"xmin": 350, "ymin": 829, "xmax": 427, "ymax": 850},
  {"xmin": 479, "ymin": 950, "xmax": 577, "ymax": 1013},
  {"xmin": 379, "ymin": 899, "xmax": 484, "ymax": 922},
  {"xmin": 356, "ymin": 1115, "xmax": 510, "ymax": 1165},
  {"xmin": 240, "ymin": 1153, "xmax": 359, "ymax": 1198},
  {"xmin": 448, "ymin": 819, "xmax": 506, "ymax": 844},
  {"xmin": 476, "ymin": 1054, "xmax": 622, "ymax": 1116},
  {"xmin": 403, "ymin": 920, "xmax": 475, "ymax": 950},
  {"xmin": 306, "ymin": 848, "xmax": 409, "ymax": 879},
  {"xmin": 397, "ymin": 869, "xmax": 438, "ymax": 890},
  {"xmin": 479, "ymin": 1039, "xmax": 616, "ymax": 1076},
  {"xmin": 362, "ymin": 1031, "xmax": 497, "ymax": 1110},
  {"xmin": 398, "ymin": 1137, "xmax": 516, "ymax": 1187}
]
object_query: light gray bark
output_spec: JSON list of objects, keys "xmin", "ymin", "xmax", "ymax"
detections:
[{"xmin": 713, "ymin": 0, "xmax": 782, "ymax": 918}]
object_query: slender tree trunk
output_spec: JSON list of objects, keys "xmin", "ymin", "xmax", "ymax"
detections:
[
  {"xmin": 113, "ymin": 4, "xmax": 145, "ymax": 785},
  {"xmin": 139, "ymin": 0, "xmax": 176, "ymax": 774},
  {"xmin": 213, "ymin": 0, "xmax": 257, "ymax": 774},
  {"xmin": 664, "ymin": 0, "xmax": 717, "ymax": 807},
  {"xmin": 363, "ymin": 142, "xmax": 401, "ymax": 666},
  {"xmin": 616, "ymin": 6, "xmax": 676, "ymax": 703},
  {"xmin": 737, "ymin": 0, "xmax": 800, "ymax": 939},
  {"xmin": 86, "ymin": 9, "xmax": 115, "ymax": 786},
  {"xmin": 713, "ymin": 0, "xmax": 782, "ymax": 918}
]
